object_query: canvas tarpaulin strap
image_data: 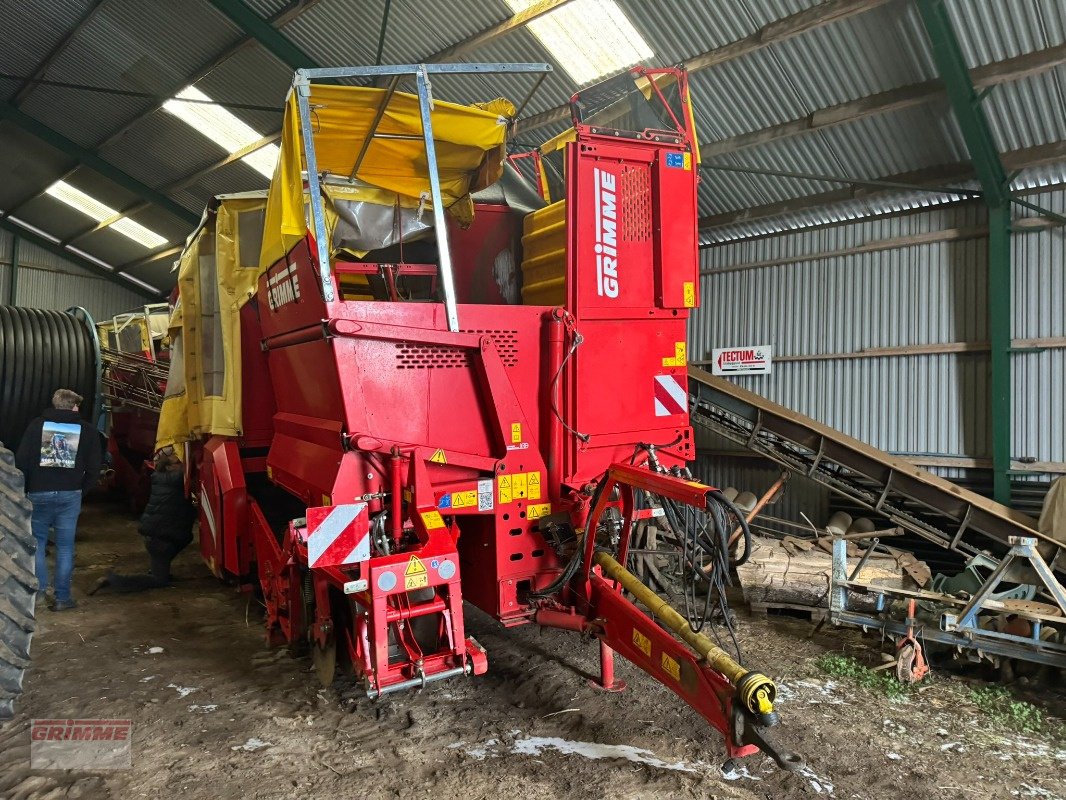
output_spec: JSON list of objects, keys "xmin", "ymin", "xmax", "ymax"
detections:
[
  {"xmin": 261, "ymin": 83, "xmax": 514, "ymax": 268},
  {"xmin": 156, "ymin": 194, "xmax": 268, "ymax": 452}
]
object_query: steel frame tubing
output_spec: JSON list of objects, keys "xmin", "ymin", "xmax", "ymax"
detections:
[{"xmin": 291, "ymin": 62, "xmax": 550, "ymax": 325}]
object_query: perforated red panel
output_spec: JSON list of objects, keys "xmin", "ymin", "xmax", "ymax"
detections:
[{"xmin": 621, "ymin": 166, "xmax": 652, "ymax": 242}]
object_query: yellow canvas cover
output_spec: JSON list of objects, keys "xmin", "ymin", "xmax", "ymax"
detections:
[
  {"xmin": 261, "ymin": 83, "xmax": 514, "ymax": 268},
  {"xmin": 156, "ymin": 193, "xmax": 268, "ymax": 452}
]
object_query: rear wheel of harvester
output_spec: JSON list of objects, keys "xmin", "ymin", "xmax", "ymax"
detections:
[{"xmin": 0, "ymin": 442, "xmax": 37, "ymax": 720}]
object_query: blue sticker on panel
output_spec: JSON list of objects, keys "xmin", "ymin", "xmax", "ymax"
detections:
[
  {"xmin": 438, "ymin": 494, "xmax": 452, "ymax": 509},
  {"xmin": 665, "ymin": 152, "xmax": 684, "ymax": 168}
]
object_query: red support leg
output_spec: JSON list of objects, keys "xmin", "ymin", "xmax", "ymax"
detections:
[{"xmin": 588, "ymin": 639, "xmax": 627, "ymax": 692}]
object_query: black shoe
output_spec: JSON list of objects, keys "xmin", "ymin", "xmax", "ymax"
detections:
[{"xmin": 50, "ymin": 599, "xmax": 78, "ymax": 612}]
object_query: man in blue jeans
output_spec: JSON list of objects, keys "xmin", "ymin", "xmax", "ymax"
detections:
[{"xmin": 16, "ymin": 389, "xmax": 102, "ymax": 611}]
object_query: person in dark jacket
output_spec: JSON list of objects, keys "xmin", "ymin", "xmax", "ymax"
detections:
[
  {"xmin": 92, "ymin": 449, "xmax": 196, "ymax": 593},
  {"xmin": 15, "ymin": 389, "xmax": 102, "ymax": 611}
]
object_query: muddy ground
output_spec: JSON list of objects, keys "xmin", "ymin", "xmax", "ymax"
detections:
[{"xmin": 1, "ymin": 500, "xmax": 1064, "ymax": 800}]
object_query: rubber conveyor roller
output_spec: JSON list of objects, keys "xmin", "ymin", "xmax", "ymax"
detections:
[{"xmin": 688, "ymin": 366, "xmax": 1065, "ymax": 581}]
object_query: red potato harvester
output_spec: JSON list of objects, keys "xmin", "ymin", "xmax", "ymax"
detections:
[{"xmin": 160, "ymin": 62, "xmax": 804, "ymax": 771}]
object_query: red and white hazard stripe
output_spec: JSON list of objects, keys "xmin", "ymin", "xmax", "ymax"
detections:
[
  {"xmin": 654, "ymin": 374, "xmax": 687, "ymax": 417},
  {"xmin": 306, "ymin": 503, "xmax": 370, "ymax": 568}
]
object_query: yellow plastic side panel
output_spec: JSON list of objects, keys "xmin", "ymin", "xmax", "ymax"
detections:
[{"xmin": 520, "ymin": 199, "xmax": 566, "ymax": 306}]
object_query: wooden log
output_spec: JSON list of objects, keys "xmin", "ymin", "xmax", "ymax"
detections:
[{"xmin": 736, "ymin": 535, "xmax": 909, "ymax": 608}]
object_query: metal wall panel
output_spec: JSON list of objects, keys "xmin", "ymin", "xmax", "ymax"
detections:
[
  {"xmin": 1, "ymin": 230, "xmax": 147, "ymax": 319},
  {"xmin": 692, "ymin": 189, "xmax": 1066, "ymax": 511}
]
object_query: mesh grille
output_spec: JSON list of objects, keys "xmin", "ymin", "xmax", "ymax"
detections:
[
  {"xmin": 621, "ymin": 166, "xmax": 651, "ymax": 242},
  {"xmin": 395, "ymin": 330, "xmax": 519, "ymax": 369}
]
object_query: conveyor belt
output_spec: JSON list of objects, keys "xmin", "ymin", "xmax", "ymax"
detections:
[{"xmin": 689, "ymin": 367, "xmax": 1065, "ymax": 579}]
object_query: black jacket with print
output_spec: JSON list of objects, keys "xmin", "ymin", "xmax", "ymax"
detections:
[{"xmin": 15, "ymin": 408, "xmax": 102, "ymax": 494}]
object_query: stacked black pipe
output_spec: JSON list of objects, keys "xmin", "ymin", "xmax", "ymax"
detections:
[{"xmin": 0, "ymin": 306, "xmax": 97, "ymax": 449}]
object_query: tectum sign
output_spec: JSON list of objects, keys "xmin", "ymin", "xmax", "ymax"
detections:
[{"xmin": 711, "ymin": 345, "xmax": 772, "ymax": 376}]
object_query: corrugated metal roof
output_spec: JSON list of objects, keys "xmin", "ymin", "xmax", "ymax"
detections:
[{"xmin": 0, "ymin": 0, "xmax": 1065, "ymax": 291}]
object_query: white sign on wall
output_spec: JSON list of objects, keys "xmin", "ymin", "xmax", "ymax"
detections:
[{"xmin": 711, "ymin": 345, "xmax": 772, "ymax": 376}]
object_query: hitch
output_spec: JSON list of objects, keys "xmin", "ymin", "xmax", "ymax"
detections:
[{"xmin": 730, "ymin": 706, "xmax": 806, "ymax": 772}]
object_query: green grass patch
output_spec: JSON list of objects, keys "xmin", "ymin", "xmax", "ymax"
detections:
[
  {"xmin": 967, "ymin": 685, "xmax": 1051, "ymax": 735},
  {"xmin": 815, "ymin": 653, "xmax": 912, "ymax": 701}
]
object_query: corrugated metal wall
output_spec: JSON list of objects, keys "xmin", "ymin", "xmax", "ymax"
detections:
[
  {"xmin": 0, "ymin": 229, "xmax": 149, "ymax": 320},
  {"xmin": 692, "ymin": 189, "xmax": 1066, "ymax": 513}
]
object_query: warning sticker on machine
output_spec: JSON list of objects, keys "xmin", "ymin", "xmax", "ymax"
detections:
[
  {"xmin": 527, "ymin": 503, "xmax": 551, "ymax": 520},
  {"xmin": 683, "ymin": 281, "xmax": 695, "ymax": 308},
  {"xmin": 661, "ymin": 652, "xmax": 681, "ymax": 681},
  {"xmin": 512, "ymin": 473, "xmax": 528, "ymax": 500},
  {"xmin": 527, "ymin": 472, "xmax": 541, "ymax": 500},
  {"xmin": 451, "ymin": 490, "xmax": 477, "ymax": 509},
  {"xmin": 498, "ymin": 475, "xmax": 512, "ymax": 504},
  {"xmin": 404, "ymin": 555, "xmax": 429, "ymax": 590},
  {"xmin": 633, "ymin": 629, "xmax": 652, "ymax": 657},
  {"xmin": 477, "ymin": 479, "xmax": 494, "ymax": 511},
  {"xmin": 420, "ymin": 510, "xmax": 446, "ymax": 530},
  {"xmin": 429, "ymin": 449, "xmax": 447, "ymax": 464},
  {"xmin": 511, "ymin": 423, "xmax": 522, "ymax": 444},
  {"xmin": 662, "ymin": 341, "xmax": 687, "ymax": 367}
]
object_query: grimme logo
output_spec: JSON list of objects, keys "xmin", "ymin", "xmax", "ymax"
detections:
[
  {"xmin": 30, "ymin": 719, "xmax": 133, "ymax": 770},
  {"xmin": 593, "ymin": 167, "xmax": 619, "ymax": 298},
  {"xmin": 267, "ymin": 263, "xmax": 301, "ymax": 310}
]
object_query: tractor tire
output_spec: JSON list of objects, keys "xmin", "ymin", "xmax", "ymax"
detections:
[{"xmin": 0, "ymin": 441, "xmax": 36, "ymax": 720}]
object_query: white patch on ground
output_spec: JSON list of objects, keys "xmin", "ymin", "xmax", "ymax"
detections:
[
  {"xmin": 887, "ymin": 752, "xmax": 902, "ymax": 761},
  {"xmin": 720, "ymin": 763, "xmax": 762, "ymax": 781},
  {"xmin": 188, "ymin": 704, "xmax": 218, "ymax": 713},
  {"xmin": 1011, "ymin": 784, "xmax": 1064, "ymax": 799},
  {"xmin": 231, "ymin": 738, "xmax": 274, "ymax": 752},
  {"xmin": 145, "ymin": 646, "xmax": 164, "ymax": 654},
  {"xmin": 775, "ymin": 679, "xmax": 845, "ymax": 705},
  {"xmin": 139, "ymin": 674, "xmax": 159, "ymax": 682},
  {"xmin": 166, "ymin": 683, "xmax": 200, "ymax": 698},
  {"xmin": 801, "ymin": 766, "xmax": 835, "ymax": 795},
  {"xmin": 991, "ymin": 737, "xmax": 1066, "ymax": 762},
  {"xmin": 511, "ymin": 736, "xmax": 700, "ymax": 773}
]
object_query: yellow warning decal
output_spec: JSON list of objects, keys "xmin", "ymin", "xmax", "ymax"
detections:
[
  {"xmin": 527, "ymin": 503, "xmax": 552, "ymax": 520},
  {"xmin": 662, "ymin": 341, "xmax": 687, "ymax": 367},
  {"xmin": 683, "ymin": 281, "xmax": 695, "ymax": 308},
  {"xmin": 682, "ymin": 152, "xmax": 692, "ymax": 171},
  {"xmin": 513, "ymin": 472, "xmax": 528, "ymax": 499},
  {"xmin": 404, "ymin": 555, "xmax": 429, "ymax": 591},
  {"xmin": 451, "ymin": 489, "xmax": 477, "ymax": 508},
  {"xmin": 321, "ymin": 493, "xmax": 331, "ymax": 507},
  {"xmin": 527, "ymin": 471, "xmax": 542, "ymax": 500},
  {"xmin": 420, "ymin": 510, "xmax": 445, "ymax": 530},
  {"xmin": 266, "ymin": 466, "xmax": 273, "ymax": 479},
  {"xmin": 661, "ymin": 652, "xmax": 681, "ymax": 681},
  {"xmin": 429, "ymin": 449, "xmax": 447, "ymax": 465},
  {"xmin": 633, "ymin": 629, "xmax": 652, "ymax": 657},
  {"xmin": 511, "ymin": 422, "xmax": 522, "ymax": 444},
  {"xmin": 498, "ymin": 474, "xmax": 512, "ymax": 504}
]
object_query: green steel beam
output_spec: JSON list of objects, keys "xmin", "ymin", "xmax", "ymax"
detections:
[
  {"xmin": 0, "ymin": 218, "xmax": 160, "ymax": 300},
  {"xmin": 0, "ymin": 101, "xmax": 200, "ymax": 227},
  {"xmin": 916, "ymin": 0, "xmax": 1012, "ymax": 505},
  {"xmin": 8, "ymin": 231, "xmax": 19, "ymax": 304},
  {"xmin": 205, "ymin": 0, "xmax": 323, "ymax": 72}
]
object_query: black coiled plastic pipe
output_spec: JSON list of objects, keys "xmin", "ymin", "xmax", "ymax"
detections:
[{"xmin": 0, "ymin": 306, "xmax": 97, "ymax": 448}]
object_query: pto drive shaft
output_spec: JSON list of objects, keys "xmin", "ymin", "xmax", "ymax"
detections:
[{"xmin": 593, "ymin": 551, "xmax": 779, "ymax": 724}]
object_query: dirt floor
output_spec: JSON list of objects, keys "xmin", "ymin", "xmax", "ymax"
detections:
[{"xmin": 1, "ymin": 499, "xmax": 1064, "ymax": 800}]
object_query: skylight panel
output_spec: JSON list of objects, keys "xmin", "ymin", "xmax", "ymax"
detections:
[
  {"xmin": 506, "ymin": 0, "xmax": 654, "ymax": 85},
  {"xmin": 45, "ymin": 181, "xmax": 167, "ymax": 249},
  {"xmin": 164, "ymin": 86, "xmax": 280, "ymax": 179}
]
